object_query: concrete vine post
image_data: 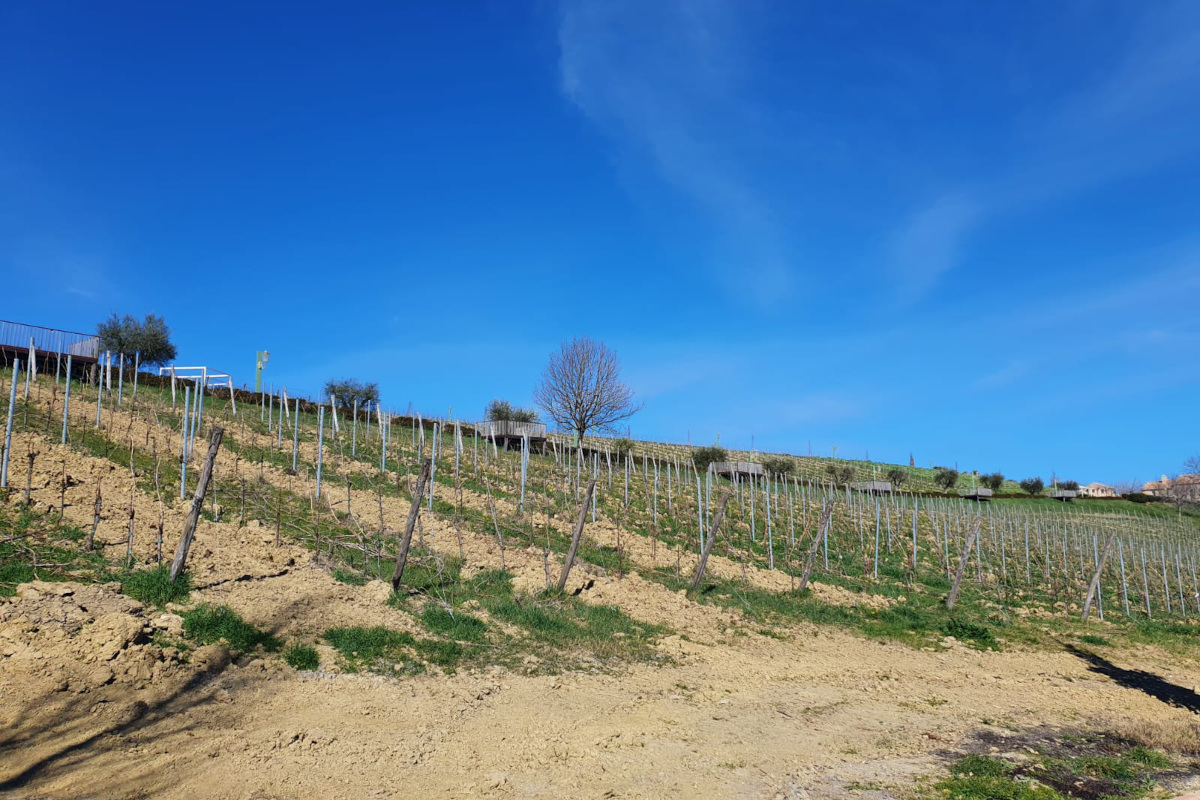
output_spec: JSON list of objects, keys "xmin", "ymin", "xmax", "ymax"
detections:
[
  {"xmin": 170, "ymin": 426, "xmax": 225, "ymax": 582},
  {"xmin": 2, "ymin": 358, "xmax": 18, "ymax": 489}
]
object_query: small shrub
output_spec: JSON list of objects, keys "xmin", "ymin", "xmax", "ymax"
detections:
[
  {"xmin": 934, "ymin": 467, "xmax": 960, "ymax": 490},
  {"xmin": 884, "ymin": 467, "xmax": 907, "ymax": 488},
  {"xmin": 183, "ymin": 604, "xmax": 281, "ymax": 653},
  {"xmin": 284, "ymin": 644, "xmax": 320, "ymax": 670},
  {"xmin": 761, "ymin": 455, "xmax": 794, "ymax": 476},
  {"xmin": 980, "ymin": 472, "xmax": 1005, "ymax": 491},
  {"xmin": 692, "ymin": 445, "xmax": 728, "ymax": 473},
  {"xmin": 122, "ymin": 566, "xmax": 191, "ymax": 607},
  {"xmin": 612, "ymin": 437, "xmax": 635, "ymax": 459},
  {"xmin": 1020, "ymin": 477, "xmax": 1045, "ymax": 495},
  {"xmin": 1124, "ymin": 492, "xmax": 1157, "ymax": 504}
]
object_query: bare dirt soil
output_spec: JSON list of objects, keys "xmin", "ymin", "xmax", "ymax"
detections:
[
  {"xmin": 4, "ymin": 510, "xmax": 1200, "ymax": 800},
  {"xmin": 3, "ymin": 393, "xmax": 1199, "ymax": 798}
]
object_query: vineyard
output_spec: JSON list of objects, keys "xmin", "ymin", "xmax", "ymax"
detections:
[{"xmin": 3, "ymin": 359, "xmax": 1200, "ymax": 799}]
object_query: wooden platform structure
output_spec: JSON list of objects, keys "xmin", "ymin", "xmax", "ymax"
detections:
[
  {"xmin": 850, "ymin": 480, "xmax": 893, "ymax": 494},
  {"xmin": 1046, "ymin": 489, "xmax": 1078, "ymax": 502},
  {"xmin": 475, "ymin": 420, "xmax": 547, "ymax": 451},
  {"xmin": 957, "ymin": 487, "xmax": 994, "ymax": 501},
  {"xmin": 0, "ymin": 318, "xmax": 100, "ymax": 378},
  {"xmin": 711, "ymin": 461, "xmax": 764, "ymax": 479}
]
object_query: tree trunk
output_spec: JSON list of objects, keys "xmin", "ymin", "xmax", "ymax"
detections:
[
  {"xmin": 170, "ymin": 426, "xmax": 225, "ymax": 582},
  {"xmin": 557, "ymin": 477, "xmax": 597, "ymax": 592},
  {"xmin": 945, "ymin": 517, "xmax": 982, "ymax": 610},
  {"xmin": 690, "ymin": 491, "xmax": 732, "ymax": 593},
  {"xmin": 390, "ymin": 458, "xmax": 432, "ymax": 590}
]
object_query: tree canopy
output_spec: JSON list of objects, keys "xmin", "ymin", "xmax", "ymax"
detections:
[
  {"xmin": 934, "ymin": 467, "xmax": 960, "ymax": 490},
  {"xmin": 485, "ymin": 399, "xmax": 539, "ymax": 423},
  {"xmin": 1019, "ymin": 477, "xmax": 1045, "ymax": 495},
  {"xmin": 324, "ymin": 378, "xmax": 380, "ymax": 410},
  {"xmin": 533, "ymin": 336, "xmax": 641, "ymax": 441},
  {"xmin": 96, "ymin": 313, "xmax": 177, "ymax": 366},
  {"xmin": 980, "ymin": 472, "xmax": 1005, "ymax": 491}
]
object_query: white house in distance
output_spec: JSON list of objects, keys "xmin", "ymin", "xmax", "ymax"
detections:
[{"xmin": 1078, "ymin": 482, "xmax": 1117, "ymax": 498}]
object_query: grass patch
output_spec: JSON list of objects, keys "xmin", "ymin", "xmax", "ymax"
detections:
[
  {"xmin": 323, "ymin": 625, "xmax": 436, "ymax": 674},
  {"xmin": 1078, "ymin": 634, "xmax": 1111, "ymax": 647},
  {"xmin": 486, "ymin": 591, "xmax": 666, "ymax": 665},
  {"xmin": 0, "ymin": 504, "xmax": 115, "ymax": 596},
  {"xmin": 924, "ymin": 734, "xmax": 1180, "ymax": 800},
  {"xmin": 284, "ymin": 644, "xmax": 320, "ymax": 670},
  {"xmin": 331, "ymin": 568, "xmax": 368, "ymax": 586},
  {"xmin": 182, "ymin": 604, "xmax": 281, "ymax": 653},
  {"xmin": 420, "ymin": 604, "xmax": 488, "ymax": 642},
  {"xmin": 944, "ymin": 618, "xmax": 999, "ymax": 650},
  {"xmin": 122, "ymin": 565, "xmax": 191, "ymax": 607}
]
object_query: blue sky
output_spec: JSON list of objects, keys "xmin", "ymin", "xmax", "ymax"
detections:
[{"xmin": 2, "ymin": 1, "xmax": 1198, "ymax": 485}]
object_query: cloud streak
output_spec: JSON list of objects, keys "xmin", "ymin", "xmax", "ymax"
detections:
[
  {"xmin": 889, "ymin": 1, "xmax": 1200, "ymax": 299},
  {"xmin": 557, "ymin": 0, "xmax": 797, "ymax": 307}
]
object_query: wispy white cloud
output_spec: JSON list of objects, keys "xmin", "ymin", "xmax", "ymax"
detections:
[
  {"xmin": 889, "ymin": 2, "xmax": 1200, "ymax": 298},
  {"xmin": 890, "ymin": 192, "xmax": 979, "ymax": 301},
  {"xmin": 557, "ymin": 0, "xmax": 797, "ymax": 306}
]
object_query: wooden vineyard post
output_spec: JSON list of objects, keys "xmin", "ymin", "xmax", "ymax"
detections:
[
  {"xmin": 946, "ymin": 516, "xmax": 982, "ymax": 610},
  {"xmin": 1081, "ymin": 535, "xmax": 1116, "ymax": 622},
  {"xmin": 798, "ymin": 503, "xmax": 835, "ymax": 593},
  {"xmin": 557, "ymin": 477, "xmax": 598, "ymax": 593},
  {"xmin": 86, "ymin": 484, "xmax": 102, "ymax": 551},
  {"xmin": 170, "ymin": 426, "xmax": 225, "ymax": 582},
  {"xmin": 690, "ymin": 490, "xmax": 732, "ymax": 593},
  {"xmin": 390, "ymin": 457, "xmax": 432, "ymax": 591}
]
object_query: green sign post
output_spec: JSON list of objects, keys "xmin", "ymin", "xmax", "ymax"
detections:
[{"xmin": 255, "ymin": 350, "xmax": 270, "ymax": 392}]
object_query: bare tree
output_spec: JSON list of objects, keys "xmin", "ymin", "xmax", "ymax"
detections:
[
  {"xmin": 533, "ymin": 336, "xmax": 642, "ymax": 442},
  {"xmin": 1185, "ymin": 455, "xmax": 1200, "ymax": 475}
]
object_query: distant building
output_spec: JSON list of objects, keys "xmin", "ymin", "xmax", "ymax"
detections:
[
  {"xmin": 1078, "ymin": 482, "xmax": 1117, "ymax": 498},
  {"xmin": 1142, "ymin": 474, "xmax": 1200, "ymax": 502}
]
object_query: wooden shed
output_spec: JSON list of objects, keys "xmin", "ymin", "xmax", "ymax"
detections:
[
  {"xmin": 711, "ymin": 461, "xmax": 764, "ymax": 479},
  {"xmin": 475, "ymin": 420, "xmax": 547, "ymax": 451}
]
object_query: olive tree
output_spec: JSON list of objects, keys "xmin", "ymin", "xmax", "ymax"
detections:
[
  {"xmin": 97, "ymin": 313, "xmax": 177, "ymax": 366},
  {"xmin": 485, "ymin": 399, "xmax": 538, "ymax": 423},
  {"xmin": 934, "ymin": 467, "xmax": 959, "ymax": 490},
  {"xmin": 533, "ymin": 336, "xmax": 641, "ymax": 442},
  {"xmin": 1019, "ymin": 477, "xmax": 1045, "ymax": 495},
  {"xmin": 324, "ymin": 378, "xmax": 379, "ymax": 410},
  {"xmin": 980, "ymin": 472, "xmax": 1005, "ymax": 491}
]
